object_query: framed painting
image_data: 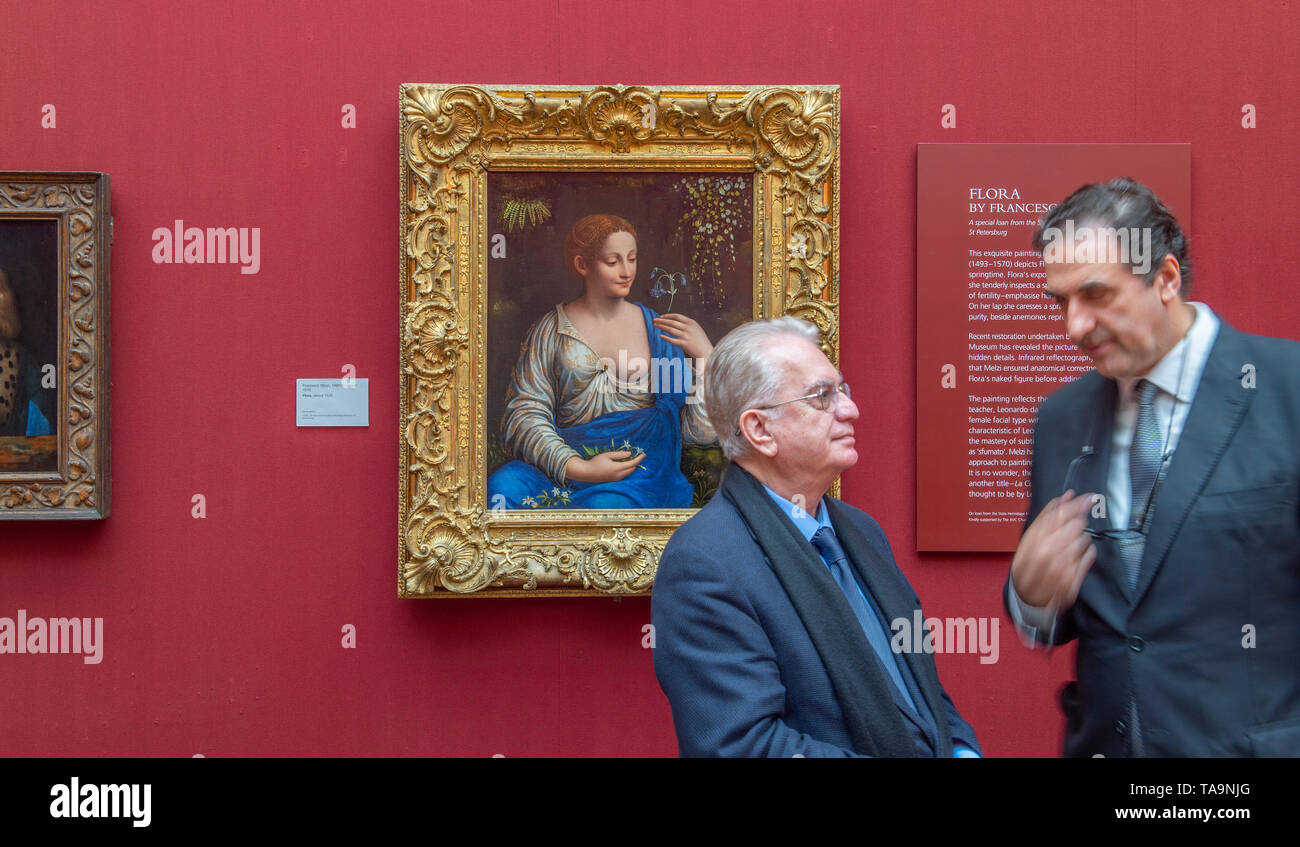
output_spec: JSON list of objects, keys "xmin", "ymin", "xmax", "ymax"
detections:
[
  {"xmin": 0, "ymin": 173, "xmax": 111, "ymax": 520},
  {"xmin": 399, "ymin": 85, "xmax": 838, "ymax": 596}
]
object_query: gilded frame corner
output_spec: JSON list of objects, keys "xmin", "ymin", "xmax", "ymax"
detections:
[{"xmin": 399, "ymin": 84, "xmax": 839, "ymax": 597}]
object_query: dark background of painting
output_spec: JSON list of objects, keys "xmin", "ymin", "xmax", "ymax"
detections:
[
  {"xmin": 485, "ymin": 171, "xmax": 752, "ymax": 503},
  {"xmin": 2, "ymin": 0, "xmax": 1298, "ymax": 757},
  {"xmin": 0, "ymin": 218, "xmax": 59, "ymax": 453}
]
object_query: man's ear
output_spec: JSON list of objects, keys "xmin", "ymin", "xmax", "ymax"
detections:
[
  {"xmin": 1153, "ymin": 253, "xmax": 1182, "ymax": 303},
  {"xmin": 739, "ymin": 409, "xmax": 777, "ymax": 458}
]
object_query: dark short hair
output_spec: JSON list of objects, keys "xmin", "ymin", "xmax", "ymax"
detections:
[{"xmin": 1032, "ymin": 177, "xmax": 1192, "ymax": 294}]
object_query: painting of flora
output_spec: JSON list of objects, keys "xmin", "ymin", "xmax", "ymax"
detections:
[{"xmin": 485, "ymin": 172, "xmax": 753, "ymax": 510}]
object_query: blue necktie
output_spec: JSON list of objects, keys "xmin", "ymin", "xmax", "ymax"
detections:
[{"xmin": 810, "ymin": 526, "xmax": 917, "ymax": 713}]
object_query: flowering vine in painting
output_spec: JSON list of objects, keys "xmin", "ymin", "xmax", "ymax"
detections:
[{"xmin": 670, "ymin": 176, "xmax": 748, "ymax": 308}]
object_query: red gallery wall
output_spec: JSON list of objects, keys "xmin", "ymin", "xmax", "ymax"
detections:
[{"xmin": 1, "ymin": 0, "xmax": 1297, "ymax": 756}]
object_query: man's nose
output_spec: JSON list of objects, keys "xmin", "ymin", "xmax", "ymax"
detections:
[
  {"xmin": 1065, "ymin": 301, "xmax": 1095, "ymax": 344},
  {"xmin": 836, "ymin": 391, "xmax": 859, "ymax": 422}
]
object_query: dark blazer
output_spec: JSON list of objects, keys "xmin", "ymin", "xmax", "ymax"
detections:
[
  {"xmin": 1009, "ymin": 321, "xmax": 1300, "ymax": 756},
  {"xmin": 652, "ymin": 485, "xmax": 980, "ymax": 757}
]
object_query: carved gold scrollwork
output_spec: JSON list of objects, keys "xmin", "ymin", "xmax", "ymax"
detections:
[
  {"xmin": 578, "ymin": 527, "xmax": 658, "ymax": 593},
  {"xmin": 581, "ymin": 86, "xmax": 658, "ymax": 153},
  {"xmin": 406, "ymin": 299, "xmax": 466, "ymax": 380},
  {"xmin": 752, "ymin": 89, "xmax": 836, "ymax": 173},
  {"xmin": 399, "ymin": 84, "xmax": 839, "ymax": 596},
  {"xmin": 403, "ymin": 514, "xmax": 481, "ymax": 593},
  {"xmin": 402, "ymin": 85, "xmax": 496, "ymax": 174}
]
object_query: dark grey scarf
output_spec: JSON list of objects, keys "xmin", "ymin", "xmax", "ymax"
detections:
[{"xmin": 718, "ymin": 462, "xmax": 953, "ymax": 757}]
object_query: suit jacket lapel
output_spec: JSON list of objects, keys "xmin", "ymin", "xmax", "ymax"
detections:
[
  {"xmin": 1087, "ymin": 376, "xmax": 1117, "ymax": 519},
  {"xmin": 1133, "ymin": 325, "xmax": 1254, "ymax": 605}
]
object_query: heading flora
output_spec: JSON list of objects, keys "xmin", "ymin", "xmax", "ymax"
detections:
[{"xmin": 967, "ymin": 187, "xmax": 1056, "ymax": 215}]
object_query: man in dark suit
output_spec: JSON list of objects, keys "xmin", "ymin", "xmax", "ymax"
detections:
[
  {"xmin": 1007, "ymin": 177, "xmax": 1300, "ymax": 757},
  {"xmin": 652, "ymin": 317, "xmax": 981, "ymax": 757}
]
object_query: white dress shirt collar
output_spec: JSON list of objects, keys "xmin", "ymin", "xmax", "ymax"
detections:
[{"xmin": 1116, "ymin": 301, "xmax": 1219, "ymax": 403}]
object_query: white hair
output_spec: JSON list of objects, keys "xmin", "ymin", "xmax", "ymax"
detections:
[{"xmin": 704, "ymin": 317, "xmax": 821, "ymax": 460}]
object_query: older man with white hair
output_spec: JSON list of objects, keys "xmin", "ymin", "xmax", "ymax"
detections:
[{"xmin": 651, "ymin": 317, "xmax": 981, "ymax": 757}]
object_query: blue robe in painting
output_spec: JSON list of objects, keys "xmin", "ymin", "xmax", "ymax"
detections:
[{"xmin": 488, "ymin": 302, "xmax": 711, "ymax": 509}]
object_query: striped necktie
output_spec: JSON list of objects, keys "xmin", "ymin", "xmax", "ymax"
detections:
[
  {"xmin": 1122, "ymin": 378, "xmax": 1162, "ymax": 589},
  {"xmin": 1121, "ymin": 378, "xmax": 1161, "ymax": 756}
]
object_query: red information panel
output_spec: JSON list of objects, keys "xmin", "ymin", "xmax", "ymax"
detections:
[{"xmin": 916, "ymin": 144, "xmax": 1190, "ymax": 551}]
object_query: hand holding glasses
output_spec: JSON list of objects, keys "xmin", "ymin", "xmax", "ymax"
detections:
[
  {"xmin": 1010, "ymin": 490, "xmax": 1098, "ymax": 611},
  {"xmin": 1062, "ymin": 446, "xmax": 1173, "ymax": 543}
]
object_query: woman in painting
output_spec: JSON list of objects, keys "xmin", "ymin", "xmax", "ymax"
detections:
[{"xmin": 488, "ymin": 214, "xmax": 716, "ymax": 509}]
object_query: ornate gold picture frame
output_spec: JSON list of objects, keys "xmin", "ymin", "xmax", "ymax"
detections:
[
  {"xmin": 399, "ymin": 85, "xmax": 839, "ymax": 596},
  {"xmin": 0, "ymin": 172, "xmax": 111, "ymax": 520}
]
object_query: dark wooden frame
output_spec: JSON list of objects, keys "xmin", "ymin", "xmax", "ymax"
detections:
[{"xmin": 0, "ymin": 172, "xmax": 111, "ymax": 519}]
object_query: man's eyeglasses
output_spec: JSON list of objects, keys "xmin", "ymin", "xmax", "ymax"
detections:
[
  {"xmin": 735, "ymin": 382, "xmax": 852, "ymax": 436},
  {"xmin": 761, "ymin": 381, "xmax": 852, "ymax": 413},
  {"xmin": 1062, "ymin": 446, "xmax": 1172, "ymax": 543}
]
